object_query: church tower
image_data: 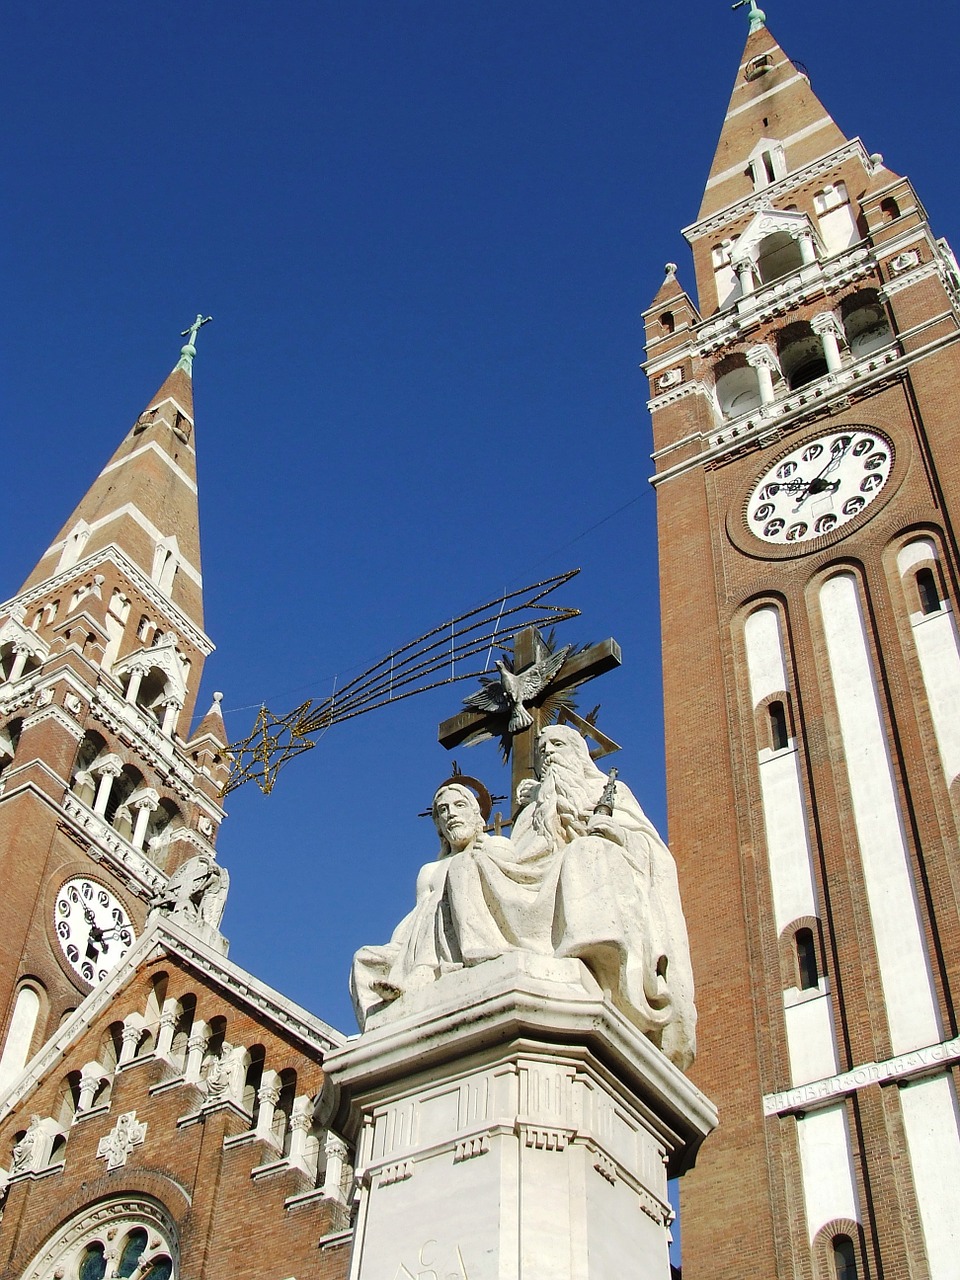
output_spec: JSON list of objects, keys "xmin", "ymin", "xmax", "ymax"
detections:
[
  {"xmin": 645, "ymin": 11, "xmax": 960, "ymax": 1280},
  {"xmin": 0, "ymin": 329, "xmax": 229, "ymax": 1094}
]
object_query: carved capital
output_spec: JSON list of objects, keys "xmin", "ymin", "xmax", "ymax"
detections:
[
  {"xmin": 810, "ymin": 310, "xmax": 844, "ymax": 340},
  {"xmin": 745, "ymin": 343, "xmax": 779, "ymax": 373}
]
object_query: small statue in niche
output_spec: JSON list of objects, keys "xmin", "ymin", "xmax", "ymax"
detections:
[
  {"xmin": 10, "ymin": 1116, "xmax": 41, "ymax": 1174},
  {"xmin": 199, "ymin": 1042, "xmax": 247, "ymax": 1105}
]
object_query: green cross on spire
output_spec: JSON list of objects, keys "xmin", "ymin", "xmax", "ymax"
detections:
[
  {"xmin": 732, "ymin": 0, "xmax": 766, "ymax": 33},
  {"xmin": 176, "ymin": 314, "xmax": 213, "ymax": 374}
]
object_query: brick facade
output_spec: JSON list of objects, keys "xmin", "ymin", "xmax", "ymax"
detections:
[{"xmin": 647, "ymin": 22, "xmax": 960, "ymax": 1280}]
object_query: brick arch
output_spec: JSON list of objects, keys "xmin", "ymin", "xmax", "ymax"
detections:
[
  {"xmin": 811, "ymin": 1217, "xmax": 867, "ymax": 1280},
  {"xmin": 10, "ymin": 1178, "xmax": 190, "ymax": 1278},
  {"xmin": 777, "ymin": 915, "xmax": 826, "ymax": 990}
]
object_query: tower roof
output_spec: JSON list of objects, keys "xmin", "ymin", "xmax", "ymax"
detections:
[
  {"xmin": 20, "ymin": 344, "xmax": 207, "ymax": 631},
  {"xmin": 696, "ymin": 23, "xmax": 850, "ymax": 223}
]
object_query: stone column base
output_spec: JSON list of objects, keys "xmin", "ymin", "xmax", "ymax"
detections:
[{"xmin": 325, "ymin": 953, "xmax": 716, "ymax": 1280}]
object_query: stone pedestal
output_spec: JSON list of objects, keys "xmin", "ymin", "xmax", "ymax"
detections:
[{"xmin": 325, "ymin": 954, "xmax": 717, "ymax": 1280}]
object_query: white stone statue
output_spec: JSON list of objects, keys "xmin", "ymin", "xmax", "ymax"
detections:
[
  {"xmin": 10, "ymin": 1116, "xmax": 41, "ymax": 1174},
  {"xmin": 199, "ymin": 1042, "xmax": 247, "ymax": 1105},
  {"xmin": 352, "ymin": 726, "xmax": 697, "ymax": 1070},
  {"xmin": 149, "ymin": 854, "xmax": 228, "ymax": 928},
  {"xmin": 511, "ymin": 725, "xmax": 696, "ymax": 1069}
]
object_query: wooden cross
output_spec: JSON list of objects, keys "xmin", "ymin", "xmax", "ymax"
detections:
[{"xmin": 438, "ymin": 626, "xmax": 622, "ymax": 808}]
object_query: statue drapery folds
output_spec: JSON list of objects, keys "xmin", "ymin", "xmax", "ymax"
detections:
[{"xmin": 351, "ymin": 726, "xmax": 696, "ymax": 1070}]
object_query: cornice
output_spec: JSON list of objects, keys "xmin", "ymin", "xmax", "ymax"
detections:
[
  {"xmin": 650, "ymin": 329, "xmax": 960, "ymax": 488},
  {"xmin": 22, "ymin": 703, "xmax": 85, "ymax": 742},
  {"xmin": 60, "ymin": 793, "xmax": 166, "ymax": 897},
  {"xmin": 683, "ymin": 139, "xmax": 876, "ymax": 244},
  {"xmin": 90, "ymin": 685, "xmax": 195, "ymax": 798},
  {"xmin": 0, "ymin": 920, "xmax": 344, "ymax": 1120},
  {"xmin": 1, "ymin": 546, "xmax": 213, "ymax": 657}
]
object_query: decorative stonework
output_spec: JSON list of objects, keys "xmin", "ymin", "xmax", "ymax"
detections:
[
  {"xmin": 453, "ymin": 1134, "xmax": 490, "ymax": 1163},
  {"xmin": 96, "ymin": 1110, "xmax": 147, "ymax": 1169},
  {"xmin": 657, "ymin": 368, "xmax": 684, "ymax": 390},
  {"xmin": 890, "ymin": 249, "xmax": 920, "ymax": 274},
  {"xmin": 378, "ymin": 1160, "xmax": 413, "ymax": 1186}
]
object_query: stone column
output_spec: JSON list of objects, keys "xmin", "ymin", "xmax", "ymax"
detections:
[
  {"xmin": 322, "ymin": 1132, "xmax": 350, "ymax": 1203},
  {"xmin": 78, "ymin": 1063, "xmax": 105, "ymax": 1112},
  {"xmin": 160, "ymin": 699, "xmax": 182, "ymax": 736},
  {"xmin": 154, "ymin": 998, "xmax": 179, "ymax": 1060},
  {"xmin": 287, "ymin": 1096, "xmax": 316, "ymax": 1174},
  {"xmin": 92, "ymin": 758, "xmax": 123, "ymax": 816},
  {"xmin": 255, "ymin": 1071, "xmax": 283, "ymax": 1145},
  {"xmin": 734, "ymin": 258, "xmax": 756, "ymax": 296},
  {"xmin": 812, "ymin": 311, "xmax": 845, "ymax": 373},
  {"xmin": 119, "ymin": 1020, "xmax": 143, "ymax": 1066},
  {"xmin": 746, "ymin": 343, "xmax": 780, "ymax": 407},
  {"xmin": 7, "ymin": 647, "xmax": 30, "ymax": 683},
  {"xmin": 184, "ymin": 1022, "xmax": 210, "ymax": 1083},
  {"xmin": 130, "ymin": 792, "xmax": 159, "ymax": 850},
  {"xmin": 124, "ymin": 664, "xmax": 148, "ymax": 706},
  {"xmin": 324, "ymin": 954, "xmax": 716, "ymax": 1280},
  {"xmin": 797, "ymin": 227, "xmax": 818, "ymax": 266}
]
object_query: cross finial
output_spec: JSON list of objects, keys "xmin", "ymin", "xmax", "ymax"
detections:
[
  {"xmin": 176, "ymin": 313, "xmax": 213, "ymax": 373},
  {"xmin": 732, "ymin": 0, "xmax": 766, "ymax": 33}
]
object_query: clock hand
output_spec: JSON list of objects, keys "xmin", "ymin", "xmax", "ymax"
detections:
[{"xmin": 793, "ymin": 437, "xmax": 854, "ymax": 511}]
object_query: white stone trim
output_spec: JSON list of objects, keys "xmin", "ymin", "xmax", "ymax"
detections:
[
  {"xmin": 44, "ymin": 504, "xmax": 202, "ymax": 589},
  {"xmin": 764, "ymin": 1033, "xmax": 960, "ymax": 1116},
  {"xmin": 21, "ymin": 704, "xmax": 85, "ymax": 742},
  {"xmin": 0, "ymin": 918, "xmax": 344, "ymax": 1122},
  {"xmin": 684, "ymin": 139, "xmax": 873, "ymax": 242},
  {"xmin": 99, "ymin": 441, "xmax": 198, "ymax": 493},
  {"xmin": 704, "ymin": 114, "xmax": 836, "ymax": 190},
  {"xmin": 1, "ymin": 546, "xmax": 213, "ymax": 656}
]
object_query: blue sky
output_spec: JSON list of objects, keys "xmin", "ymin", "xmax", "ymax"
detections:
[{"xmin": 3, "ymin": 0, "xmax": 959, "ymax": 1232}]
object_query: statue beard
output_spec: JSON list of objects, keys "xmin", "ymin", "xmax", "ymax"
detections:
[{"xmin": 532, "ymin": 752, "xmax": 602, "ymax": 846}]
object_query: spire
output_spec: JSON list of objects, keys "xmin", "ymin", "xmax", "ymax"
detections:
[
  {"xmin": 732, "ymin": 0, "xmax": 765, "ymax": 34},
  {"xmin": 18, "ymin": 323, "xmax": 210, "ymax": 632},
  {"xmin": 695, "ymin": 23, "xmax": 849, "ymax": 224}
]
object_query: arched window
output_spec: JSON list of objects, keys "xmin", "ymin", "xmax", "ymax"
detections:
[
  {"xmin": 0, "ymin": 983, "xmax": 43, "ymax": 1093},
  {"xmin": 243, "ymin": 1045, "xmax": 265, "ymax": 1123},
  {"xmin": 0, "ymin": 717, "xmax": 22, "ymax": 777},
  {"xmin": 20, "ymin": 1196, "xmax": 178, "ymax": 1280},
  {"xmin": 832, "ymin": 1234, "xmax": 858, "ymax": 1280},
  {"xmin": 757, "ymin": 231, "xmax": 803, "ymax": 283},
  {"xmin": 796, "ymin": 928, "xmax": 819, "ymax": 990},
  {"xmin": 274, "ymin": 1068, "xmax": 297, "ymax": 1155},
  {"xmin": 659, "ymin": 311, "xmax": 676, "ymax": 334},
  {"xmin": 880, "ymin": 197, "xmax": 900, "ymax": 222},
  {"xmin": 169, "ymin": 995, "xmax": 197, "ymax": 1071},
  {"xmin": 841, "ymin": 289, "xmax": 893, "ymax": 357},
  {"xmin": 715, "ymin": 356, "xmax": 763, "ymax": 419},
  {"xmin": 769, "ymin": 701, "xmax": 789, "ymax": 750},
  {"xmin": 916, "ymin": 567, "xmax": 941, "ymax": 615},
  {"xmin": 57, "ymin": 1070, "xmax": 83, "ymax": 1126},
  {"xmin": 778, "ymin": 322, "xmax": 828, "ymax": 389},
  {"xmin": 105, "ymin": 764, "xmax": 143, "ymax": 831}
]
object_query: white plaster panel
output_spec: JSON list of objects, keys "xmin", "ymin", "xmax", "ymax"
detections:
[
  {"xmin": 899, "ymin": 1074, "xmax": 960, "ymax": 1279},
  {"xmin": 783, "ymin": 992, "xmax": 839, "ymax": 1087},
  {"xmin": 818, "ymin": 203, "xmax": 859, "ymax": 256},
  {"xmin": 819, "ymin": 574, "xmax": 941, "ymax": 1053},
  {"xmin": 0, "ymin": 987, "xmax": 40, "ymax": 1095},
  {"xmin": 909, "ymin": 607, "xmax": 960, "ymax": 785},
  {"xmin": 757, "ymin": 749, "xmax": 817, "ymax": 933},
  {"xmin": 744, "ymin": 606, "xmax": 788, "ymax": 706},
  {"xmin": 897, "ymin": 538, "xmax": 937, "ymax": 576},
  {"xmin": 795, "ymin": 1105, "xmax": 859, "ymax": 1242}
]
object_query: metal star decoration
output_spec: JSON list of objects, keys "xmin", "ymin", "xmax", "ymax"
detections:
[{"xmin": 224, "ymin": 701, "xmax": 317, "ymax": 796}]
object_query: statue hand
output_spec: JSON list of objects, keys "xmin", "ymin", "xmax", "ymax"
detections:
[{"xmin": 586, "ymin": 813, "xmax": 626, "ymax": 845}]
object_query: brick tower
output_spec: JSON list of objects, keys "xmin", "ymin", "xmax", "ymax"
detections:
[
  {"xmin": 645, "ymin": 12, "xmax": 960, "ymax": 1280},
  {"xmin": 0, "ymin": 334, "xmax": 229, "ymax": 1092}
]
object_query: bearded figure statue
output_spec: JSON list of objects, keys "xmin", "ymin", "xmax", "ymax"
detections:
[{"xmin": 511, "ymin": 725, "xmax": 696, "ymax": 1070}]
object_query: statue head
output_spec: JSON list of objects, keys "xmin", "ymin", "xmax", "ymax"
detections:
[
  {"xmin": 532, "ymin": 725, "xmax": 605, "ymax": 842},
  {"xmin": 432, "ymin": 783, "xmax": 484, "ymax": 856}
]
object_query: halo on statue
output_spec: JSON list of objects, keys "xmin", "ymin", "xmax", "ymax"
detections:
[{"xmin": 432, "ymin": 772, "xmax": 493, "ymax": 822}]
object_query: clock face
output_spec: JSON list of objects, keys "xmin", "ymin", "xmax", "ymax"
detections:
[
  {"xmin": 746, "ymin": 428, "xmax": 894, "ymax": 546},
  {"xmin": 54, "ymin": 878, "xmax": 136, "ymax": 987}
]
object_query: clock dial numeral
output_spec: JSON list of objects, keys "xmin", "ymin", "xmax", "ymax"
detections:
[
  {"xmin": 54, "ymin": 878, "xmax": 136, "ymax": 987},
  {"xmin": 747, "ymin": 428, "xmax": 893, "ymax": 546}
]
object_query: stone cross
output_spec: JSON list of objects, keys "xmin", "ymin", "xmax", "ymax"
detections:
[
  {"xmin": 438, "ymin": 626, "xmax": 621, "ymax": 806},
  {"xmin": 96, "ymin": 1110, "xmax": 147, "ymax": 1170}
]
